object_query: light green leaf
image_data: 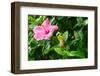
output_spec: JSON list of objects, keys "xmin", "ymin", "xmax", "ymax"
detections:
[
  {"xmin": 69, "ymin": 50, "xmax": 86, "ymax": 58},
  {"xmin": 63, "ymin": 31, "xmax": 68, "ymax": 41},
  {"xmin": 29, "ymin": 24, "xmax": 35, "ymax": 29},
  {"xmin": 54, "ymin": 47, "xmax": 68, "ymax": 57},
  {"xmin": 54, "ymin": 47, "xmax": 63, "ymax": 55},
  {"xmin": 83, "ymin": 19, "xmax": 88, "ymax": 25},
  {"xmin": 51, "ymin": 17, "xmax": 55, "ymax": 23}
]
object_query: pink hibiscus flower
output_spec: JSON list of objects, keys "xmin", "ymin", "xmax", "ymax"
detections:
[{"xmin": 33, "ymin": 18, "xmax": 58, "ymax": 41}]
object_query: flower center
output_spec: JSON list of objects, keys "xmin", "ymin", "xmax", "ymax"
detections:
[
  {"xmin": 41, "ymin": 25, "xmax": 50, "ymax": 34},
  {"xmin": 45, "ymin": 30, "xmax": 50, "ymax": 34}
]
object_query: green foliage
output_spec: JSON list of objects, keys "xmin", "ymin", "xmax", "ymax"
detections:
[{"xmin": 28, "ymin": 15, "xmax": 88, "ymax": 60}]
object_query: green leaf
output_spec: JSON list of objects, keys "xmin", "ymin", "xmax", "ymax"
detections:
[
  {"xmin": 63, "ymin": 31, "xmax": 68, "ymax": 41},
  {"xmin": 29, "ymin": 24, "xmax": 35, "ymax": 29},
  {"xmin": 54, "ymin": 47, "xmax": 64, "ymax": 55},
  {"xmin": 83, "ymin": 19, "xmax": 88, "ymax": 25},
  {"xmin": 35, "ymin": 16, "xmax": 47, "ymax": 25},
  {"xmin": 69, "ymin": 50, "xmax": 86, "ymax": 58},
  {"xmin": 74, "ymin": 30, "xmax": 83, "ymax": 40},
  {"xmin": 28, "ymin": 15, "xmax": 35, "ymax": 25},
  {"xmin": 29, "ymin": 39, "xmax": 38, "ymax": 47},
  {"xmin": 43, "ymin": 40, "xmax": 51, "ymax": 55},
  {"xmin": 51, "ymin": 16, "xmax": 55, "ymax": 24},
  {"xmin": 54, "ymin": 47, "xmax": 68, "ymax": 56}
]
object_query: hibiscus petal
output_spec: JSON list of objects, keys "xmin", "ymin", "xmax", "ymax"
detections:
[
  {"xmin": 42, "ymin": 18, "xmax": 51, "ymax": 27},
  {"xmin": 33, "ymin": 26, "xmax": 45, "ymax": 34},
  {"xmin": 44, "ymin": 32, "xmax": 52, "ymax": 40},
  {"xmin": 52, "ymin": 25, "xmax": 58, "ymax": 30},
  {"xmin": 49, "ymin": 25, "xmax": 58, "ymax": 32},
  {"xmin": 34, "ymin": 32, "xmax": 45, "ymax": 41}
]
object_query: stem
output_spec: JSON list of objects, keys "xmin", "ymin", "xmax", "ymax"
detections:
[{"xmin": 60, "ymin": 39, "xmax": 64, "ymax": 48}]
